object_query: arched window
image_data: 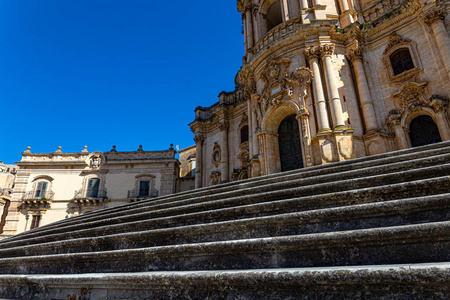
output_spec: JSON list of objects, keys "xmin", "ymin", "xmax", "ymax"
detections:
[
  {"xmin": 240, "ymin": 125, "xmax": 249, "ymax": 143},
  {"xmin": 390, "ymin": 48, "xmax": 414, "ymax": 76},
  {"xmin": 266, "ymin": 1, "xmax": 282, "ymax": 31}
]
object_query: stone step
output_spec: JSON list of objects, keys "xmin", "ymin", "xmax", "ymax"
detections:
[
  {"xmin": 11, "ymin": 141, "xmax": 450, "ymax": 241},
  {"xmin": 1, "ymin": 193, "xmax": 448, "ymax": 258},
  {"xmin": 23, "ymin": 142, "xmax": 450, "ymax": 236},
  {"xmin": 3, "ymin": 159, "xmax": 449, "ymax": 250},
  {"xmin": 2, "ymin": 175, "xmax": 448, "ymax": 252},
  {"xmin": 0, "ymin": 263, "xmax": 448, "ymax": 299},
  {"xmin": 7, "ymin": 154, "xmax": 450, "ymax": 245},
  {"xmin": 0, "ymin": 222, "xmax": 448, "ymax": 275}
]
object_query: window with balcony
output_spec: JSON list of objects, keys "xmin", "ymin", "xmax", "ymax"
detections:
[
  {"xmin": 86, "ymin": 178, "xmax": 100, "ymax": 198},
  {"xmin": 138, "ymin": 180, "xmax": 150, "ymax": 197},
  {"xmin": 34, "ymin": 181, "xmax": 48, "ymax": 198}
]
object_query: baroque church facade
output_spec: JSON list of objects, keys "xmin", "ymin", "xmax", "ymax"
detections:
[{"xmin": 190, "ymin": 0, "xmax": 450, "ymax": 188}]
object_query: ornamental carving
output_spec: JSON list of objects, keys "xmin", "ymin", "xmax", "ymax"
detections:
[
  {"xmin": 429, "ymin": 95, "xmax": 449, "ymax": 113},
  {"xmin": 237, "ymin": 150, "xmax": 250, "ymax": 167},
  {"xmin": 218, "ymin": 121, "xmax": 229, "ymax": 131},
  {"xmin": 260, "ymin": 57, "xmax": 292, "ymax": 112},
  {"xmin": 212, "ymin": 142, "xmax": 221, "ymax": 168},
  {"xmin": 89, "ymin": 155, "xmax": 103, "ymax": 170},
  {"xmin": 193, "ymin": 134, "xmax": 205, "ymax": 143},
  {"xmin": 239, "ymin": 112, "xmax": 248, "ymax": 127},
  {"xmin": 383, "ymin": 33, "xmax": 412, "ymax": 55},
  {"xmin": 346, "ymin": 48, "xmax": 364, "ymax": 63},
  {"xmin": 393, "ymin": 81, "xmax": 428, "ymax": 110},
  {"xmin": 304, "ymin": 47, "xmax": 320, "ymax": 61},
  {"xmin": 319, "ymin": 44, "xmax": 335, "ymax": 57},
  {"xmin": 210, "ymin": 171, "xmax": 221, "ymax": 186},
  {"xmin": 424, "ymin": 9, "xmax": 446, "ymax": 26}
]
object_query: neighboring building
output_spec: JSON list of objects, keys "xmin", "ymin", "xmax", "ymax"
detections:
[
  {"xmin": 0, "ymin": 145, "xmax": 179, "ymax": 238},
  {"xmin": 178, "ymin": 145, "xmax": 196, "ymax": 192},
  {"xmin": 0, "ymin": 162, "xmax": 17, "ymax": 190},
  {"xmin": 0, "ymin": 162, "xmax": 18, "ymax": 236},
  {"xmin": 190, "ymin": 0, "xmax": 450, "ymax": 188}
]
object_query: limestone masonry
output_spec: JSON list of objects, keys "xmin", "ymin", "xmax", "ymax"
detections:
[
  {"xmin": 190, "ymin": 0, "xmax": 450, "ymax": 188},
  {"xmin": 0, "ymin": 0, "xmax": 449, "ymax": 298}
]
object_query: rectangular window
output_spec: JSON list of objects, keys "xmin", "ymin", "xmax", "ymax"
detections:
[
  {"xmin": 30, "ymin": 215, "xmax": 41, "ymax": 230},
  {"xmin": 86, "ymin": 178, "xmax": 100, "ymax": 198},
  {"xmin": 35, "ymin": 182, "xmax": 48, "ymax": 198},
  {"xmin": 139, "ymin": 180, "xmax": 150, "ymax": 197}
]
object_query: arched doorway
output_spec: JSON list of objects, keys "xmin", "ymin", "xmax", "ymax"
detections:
[
  {"xmin": 409, "ymin": 115, "xmax": 442, "ymax": 147},
  {"xmin": 278, "ymin": 114, "xmax": 303, "ymax": 171}
]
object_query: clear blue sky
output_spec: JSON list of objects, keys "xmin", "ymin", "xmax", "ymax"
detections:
[{"xmin": 0, "ymin": 0, "xmax": 244, "ymax": 164}]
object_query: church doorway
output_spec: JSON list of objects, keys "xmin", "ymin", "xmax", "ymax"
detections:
[
  {"xmin": 278, "ymin": 114, "xmax": 303, "ymax": 171},
  {"xmin": 409, "ymin": 115, "xmax": 442, "ymax": 147}
]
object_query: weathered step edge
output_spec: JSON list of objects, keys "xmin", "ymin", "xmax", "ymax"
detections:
[
  {"xmin": 10, "ymin": 141, "xmax": 450, "ymax": 240},
  {"xmin": 1, "ymin": 193, "xmax": 448, "ymax": 258},
  {"xmin": 2, "ymin": 175, "xmax": 449, "ymax": 250},
  {"xmin": 1, "ymin": 221, "xmax": 449, "ymax": 274},
  {"xmin": 0, "ymin": 263, "xmax": 448, "ymax": 300}
]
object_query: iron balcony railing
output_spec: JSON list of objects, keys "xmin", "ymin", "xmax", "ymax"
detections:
[
  {"xmin": 22, "ymin": 190, "xmax": 55, "ymax": 201},
  {"xmin": 127, "ymin": 188, "xmax": 159, "ymax": 199},
  {"xmin": 73, "ymin": 189, "xmax": 107, "ymax": 200}
]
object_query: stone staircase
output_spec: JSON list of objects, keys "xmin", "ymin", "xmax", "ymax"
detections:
[{"xmin": 0, "ymin": 142, "xmax": 449, "ymax": 299}]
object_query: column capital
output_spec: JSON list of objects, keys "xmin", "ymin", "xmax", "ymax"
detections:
[
  {"xmin": 424, "ymin": 9, "xmax": 446, "ymax": 26},
  {"xmin": 304, "ymin": 46, "xmax": 320, "ymax": 61},
  {"xmin": 194, "ymin": 134, "xmax": 204, "ymax": 143},
  {"xmin": 319, "ymin": 44, "xmax": 335, "ymax": 58},
  {"xmin": 218, "ymin": 121, "xmax": 229, "ymax": 131},
  {"xmin": 346, "ymin": 47, "xmax": 364, "ymax": 63},
  {"xmin": 429, "ymin": 95, "xmax": 449, "ymax": 113},
  {"xmin": 387, "ymin": 110, "xmax": 402, "ymax": 126}
]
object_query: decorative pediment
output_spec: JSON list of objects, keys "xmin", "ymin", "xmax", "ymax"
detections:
[
  {"xmin": 383, "ymin": 33, "xmax": 413, "ymax": 55},
  {"xmin": 261, "ymin": 57, "xmax": 292, "ymax": 98},
  {"xmin": 393, "ymin": 81, "xmax": 428, "ymax": 109}
]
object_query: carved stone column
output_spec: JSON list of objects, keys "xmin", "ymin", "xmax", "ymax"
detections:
[
  {"xmin": 245, "ymin": 5, "xmax": 254, "ymax": 51},
  {"xmin": 340, "ymin": 0, "xmax": 349, "ymax": 11},
  {"xmin": 424, "ymin": 9, "xmax": 450, "ymax": 77},
  {"xmin": 388, "ymin": 112, "xmax": 408, "ymax": 149},
  {"xmin": 258, "ymin": 13, "xmax": 267, "ymax": 37},
  {"xmin": 193, "ymin": 134, "xmax": 204, "ymax": 189},
  {"xmin": 320, "ymin": 44, "xmax": 347, "ymax": 129},
  {"xmin": 251, "ymin": 106, "xmax": 259, "ymax": 156},
  {"xmin": 430, "ymin": 97, "xmax": 450, "ymax": 141},
  {"xmin": 304, "ymin": 47, "xmax": 331, "ymax": 133},
  {"xmin": 219, "ymin": 121, "xmax": 229, "ymax": 182},
  {"xmin": 347, "ymin": 48, "xmax": 378, "ymax": 133},
  {"xmin": 280, "ymin": 0, "xmax": 290, "ymax": 21},
  {"xmin": 252, "ymin": 5, "xmax": 260, "ymax": 43},
  {"xmin": 299, "ymin": 0, "xmax": 308, "ymax": 9}
]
